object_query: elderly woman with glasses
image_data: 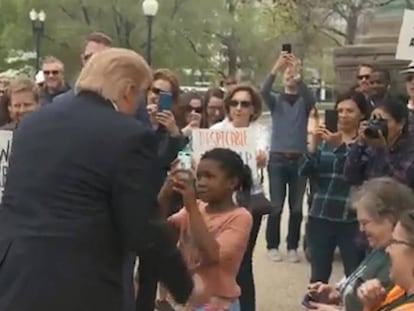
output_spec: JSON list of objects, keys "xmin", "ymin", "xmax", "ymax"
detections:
[
  {"xmin": 357, "ymin": 197, "xmax": 414, "ymax": 311},
  {"xmin": 306, "ymin": 177, "xmax": 414, "ymax": 311}
]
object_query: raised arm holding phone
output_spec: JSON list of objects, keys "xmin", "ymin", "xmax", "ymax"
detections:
[{"xmin": 260, "ymin": 48, "xmax": 316, "ymax": 263}]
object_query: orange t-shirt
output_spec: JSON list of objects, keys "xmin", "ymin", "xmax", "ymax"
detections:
[{"xmin": 168, "ymin": 201, "xmax": 252, "ymax": 306}]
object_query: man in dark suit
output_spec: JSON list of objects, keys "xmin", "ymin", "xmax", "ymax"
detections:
[{"xmin": 0, "ymin": 48, "xmax": 197, "ymax": 311}]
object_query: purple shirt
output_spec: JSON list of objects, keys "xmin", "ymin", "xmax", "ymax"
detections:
[{"xmin": 344, "ymin": 134, "xmax": 414, "ymax": 189}]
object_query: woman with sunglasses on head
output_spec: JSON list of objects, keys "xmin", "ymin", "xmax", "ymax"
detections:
[
  {"xmin": 344, "ymin": 99, "xmax": 414, "ymax": 190},
  {"xmin": 210, "ymin": 84, "xmax": 269, "ymax": 311},
  {"xmin": 307, "ymin": 177, "xmax": 414, "ymax": 311}
]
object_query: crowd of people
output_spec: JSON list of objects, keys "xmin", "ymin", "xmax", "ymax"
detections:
[{"xmin": 0, "ymin": 30, "xmax": 413, "ymax": 311}]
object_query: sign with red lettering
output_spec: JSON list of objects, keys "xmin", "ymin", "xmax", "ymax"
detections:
[{"xmin": 191, "ymin": 128, "xmax": 257, "ymax": 176}]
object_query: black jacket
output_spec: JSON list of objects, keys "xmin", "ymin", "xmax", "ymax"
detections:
[
  {"xmin": 0, "ymin": 91, "xmax": 193, "ymax": 311},
  {"xmin": 39, "ymin": 84, "xmax": 71, "ymax": 106}
]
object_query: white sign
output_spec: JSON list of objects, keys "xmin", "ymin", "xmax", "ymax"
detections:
[
  {"xmin": 0, "ymin": 131, "xmax": 13, "ymax": 203},
  {"xmin": 191, "ymin": 128, "xmax": 257, "ymax": 176},
  {"xmin": 396, "ymin": 9, "xmax": 414, "ymax": 61}
]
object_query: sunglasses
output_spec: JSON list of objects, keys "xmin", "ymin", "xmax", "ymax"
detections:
[
  {"xmin": 228, "ymin": 100, "xmax": 252, "ymax": 108},
  {"xmin": 44, "ymin": 70, "xmax": 60, "ymax": 76},
  {"xmin": 357, "ymin": 74, "xmax": 370, "ymax": 81},
  {"xmin": 186, "ymin": 106, "xmax": 202, "ymax": 114},
  {"xmin": 406, "ymin": 75, "xmax": 414, "ymax": 83},
  {"xmin": 149, "ymin": 87, "xmax": 168, "ymax": 95}
]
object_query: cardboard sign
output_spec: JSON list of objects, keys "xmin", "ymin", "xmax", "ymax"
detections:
[
  {"xmin": 0, "ymin": 131, "xmax": 12, "ymax": 203},
  {"xmin": 191, "ymin": 128, "xmax": 257, "ymax": 177},
  {"xmin": 396, "ymin": 9, "xmax": 414, "ymax": 61}
]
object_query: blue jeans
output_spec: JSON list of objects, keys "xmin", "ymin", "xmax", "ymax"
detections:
[{"xmin": 266, "ymin": 154, "xmax": 306, "ymax": 250}]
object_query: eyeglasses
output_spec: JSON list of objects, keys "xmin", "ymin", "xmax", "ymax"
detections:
[
  {"xmin": 43, "ymin": 70, "xmax": 60, "ymax": 76},
  {"xmin": 357, "ymin": 75, "xmax": 370, "ymax": 81},
  {"xmin": 186, "ymin": 106, "xmax": 203, "ymax": 114},
  {"xmin": 406, "ymin": 75, "xmax": 414, "ymax": 83},
  {"xmin": 228, "ymin": 100, "xmax": 252, "ymax": 108}
]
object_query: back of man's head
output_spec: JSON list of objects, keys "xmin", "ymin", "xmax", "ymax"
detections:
[{"xmin": 82, "ymin": 32, "xmax": 113, "ymax": 65}]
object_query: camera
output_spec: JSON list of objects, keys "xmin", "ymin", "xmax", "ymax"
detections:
[{"xmin": 364, "ymin": 116, "xmax": 388, "ymax": 139}]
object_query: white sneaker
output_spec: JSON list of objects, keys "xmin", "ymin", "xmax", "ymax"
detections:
[
  {"xmin": 267, "ymin": 249, "xmax": 283, "ymax": 262},
  {"xmin": 287, "ymin": 250, "xmax": 300, "ymax": 263}
]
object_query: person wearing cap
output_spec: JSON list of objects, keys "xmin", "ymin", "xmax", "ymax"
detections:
[
  {"xmin": 401, "ymin": 61, "xmax": 414, "ymax": 136},
  {"xmin": 35, "ymin": 70, "xmax": 45, "ymax": 89}
]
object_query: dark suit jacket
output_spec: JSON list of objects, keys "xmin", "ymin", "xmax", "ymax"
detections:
[{"xmin": 0, "ymin": 91, "xmax": 193, "ymax": 311}]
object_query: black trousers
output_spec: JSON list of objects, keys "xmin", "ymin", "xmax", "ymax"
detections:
[
  {"xmin": 236, "ymin": 214, "xmax": 262, "ymax": 311},
  {"xmin": 135, "ymin": 254, "xmax": 159, "ymax": 311}
]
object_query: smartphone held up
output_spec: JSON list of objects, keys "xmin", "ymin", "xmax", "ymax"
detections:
[
  {"xmin": 158, "ymin": 91, "xmax": 173, "ymax": 111},
  {"xmin": 282, "ymin": 43, "xmax": 292, "ymax": 54}
]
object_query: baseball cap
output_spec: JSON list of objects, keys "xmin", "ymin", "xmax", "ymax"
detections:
[
  {"xmin": 400, "ymin": 61, "xmax": 414, "ymax": 74},
  {"xmin": 35, "ymin": 71, "xmax": 45, "ymax": 84}
]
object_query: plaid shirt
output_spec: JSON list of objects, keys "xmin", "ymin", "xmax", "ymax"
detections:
[
  {"xmin": 300, "ymin": 141, "xmax": 356, "ymax": 222},
  {"xmin": 344, "ymin": 134, "xmax": 414, "ymax": 189}
]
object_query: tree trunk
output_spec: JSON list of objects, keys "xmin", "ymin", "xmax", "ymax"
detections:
[
  {"xmin": 226, "ymin": 31, "xmax": 238, "ymax": 77},
  {"xmin": 345, "ymin": 8, "xmax": 359, "ymax": 45}
]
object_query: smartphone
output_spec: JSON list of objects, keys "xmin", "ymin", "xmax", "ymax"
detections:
[
  {"xmin": 301, "ymin": 294, "xmax": 317, "ymax": 309},
  {"xmin": 282, "ymin": 43, "xmax": 292, "ymax": 54},
  {"xmin": 177, "ymin": 151, "xmax": 192, "ymax": 170},
  {"xmin": 325, "ymin": 110, "xmax": 338, "ymax": 132},
  {"xmin": 158, "ymin": 91, "xmax": 173, "ymax": 111}
]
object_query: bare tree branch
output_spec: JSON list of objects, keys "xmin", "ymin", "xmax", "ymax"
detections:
[
  {"xmin": 178, "ymin": 29, "xmax": 209, "ymax": 58},
  {"xmin": 58, "ymin": 5, "xmax": 77, "ymax": 20},
  {"xmin": 318, "ymin": 29, "xmax": 343, "ymax": 46}
]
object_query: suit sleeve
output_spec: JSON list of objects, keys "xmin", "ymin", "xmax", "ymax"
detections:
[{"xmin": 111, "ymin": 129, "xmax": 193, "ymax": 304}]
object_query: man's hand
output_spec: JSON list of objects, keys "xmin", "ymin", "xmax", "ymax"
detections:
[
  {"xmin": 256, "ymin": 150, "xmax": 267, "ymax": 168},
  {"xmin": 286, "ymin": 53, "xmax": 299, "ymax": 76},
  {"xmin": 271, "ymin": 52, "xmax": 289, "ymax": 75}
]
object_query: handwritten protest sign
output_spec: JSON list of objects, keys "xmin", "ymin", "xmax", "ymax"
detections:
[
  {"xmin": 396, "ymin": 9, "xmax": 414, "ymax": 61},
  {"xmin": 0, "ymin": 131, "xmax": 12, "ymax": 203},
  {"xmin": 191, "ymin": 128, "xmax": 257, "ymax": 176}
]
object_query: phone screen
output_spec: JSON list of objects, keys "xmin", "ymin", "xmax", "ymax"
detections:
[
  {"xmin": 158, "ymin": 91, "xmax": 173, "ymax": 111},
  {"xmin": 282, "ymin": 43, "xmax": 292, "ymax": 53},
  {"xmin": 177, "ymin": 151, "xmax": 192, "ymax": 170},
  {"xmin": 325, "ymin": 110, "xmax": 338, "ymax": 132}
]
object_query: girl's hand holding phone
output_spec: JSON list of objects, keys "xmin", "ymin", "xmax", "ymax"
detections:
[{"xmin": 171, "ymin": 168, "xmax": 197, "ymax": 210}]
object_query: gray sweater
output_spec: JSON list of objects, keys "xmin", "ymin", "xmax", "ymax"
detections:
[{"xmin": 261, "ymin": 74, "xmax": 315, "ymax": 153}]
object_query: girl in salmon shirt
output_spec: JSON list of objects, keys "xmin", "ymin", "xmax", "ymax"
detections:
[{"xmin": 158, "ymin": 148, "xmax": 253, "ymax": 311}]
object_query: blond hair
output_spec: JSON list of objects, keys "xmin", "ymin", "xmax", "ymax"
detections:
[
  {"xmin": 8, "ymin": 77, "xmax": 40, "ymax": 103},
  {"xmin": 75, "ymin": 48, "xmax": 152, "ymax": 103}
]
